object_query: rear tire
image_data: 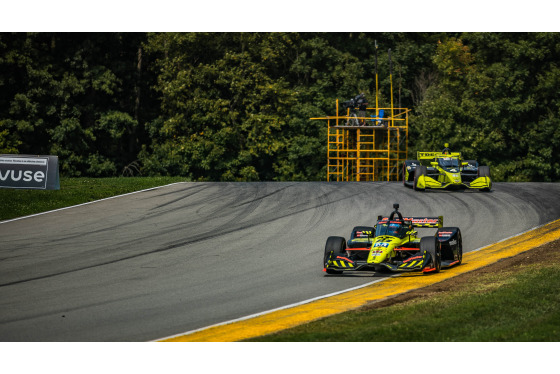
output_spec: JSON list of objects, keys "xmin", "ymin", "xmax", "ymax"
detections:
[
  {"xmin": 324, "ymin": 236, "xmax": 346, "ymax": 274},
  {"xmin": 420, "ymin": 236, "xmax": 441, "ymax": 273},
  {"xmin": 351, "ymin": 226, "xmax": 375, "ymax": 239},
  {"xmin": 413, "ymin": 165, "xmax": 427, "ymax": 191}
]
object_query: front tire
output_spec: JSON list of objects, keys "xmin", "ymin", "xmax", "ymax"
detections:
[
  {"xmin": 420, "ymin": 236, "xmax": 441, "ymax": 273},
  {"xmin": 324, "ymin": 236, "xmax": 346, "ymax": 274}
]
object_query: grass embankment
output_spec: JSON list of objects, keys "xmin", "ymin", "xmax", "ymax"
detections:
[
  {"xmin": 0, "ymin": 177, "xmax": 187, "ymax": 221},
  {"xmin": 250, "ymin": 239, "xmax": 560, "ymax": 342}
]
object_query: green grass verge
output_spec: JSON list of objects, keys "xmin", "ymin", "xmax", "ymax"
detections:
[
  {"xmin": 0, "ymin": 176, "xmax": 187, "ymax": 221},
  {"xmin": 249, "ymin": 262, "xmax": 560, "ymax": 342}
]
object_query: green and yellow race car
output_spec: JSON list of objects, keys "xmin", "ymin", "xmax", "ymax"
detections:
[
  {"xmin": 402, "ymin": 145, "xmax": 491, "ymax": 191},
  {"xmin": 323, "ymin": 204, "xmax": 463, "ymax": 274}
]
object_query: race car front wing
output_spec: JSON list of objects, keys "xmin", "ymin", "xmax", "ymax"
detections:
[
  {"xmin": 416, "ymin": 174, "xmax": 491, "ymax": 190},
  {"xmin": 325, "ymin": 250, "xmax": 459, "ymax": 273},
  {"xmin": 324, "ymin": 252, "xmax": 432, "ymax": 273}
]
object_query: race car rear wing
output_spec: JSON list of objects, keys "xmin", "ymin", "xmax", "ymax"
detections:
[
  {"xmin": 377, "ymin": 216, "xmax": 443, "ymax": 228},
  {"xmin": 406, "ymin": 216, "xmax": 443, "ymax": 228},
  {"xmin": 417, "ymin": 151, "xmax": 461, "ymax": 160}
]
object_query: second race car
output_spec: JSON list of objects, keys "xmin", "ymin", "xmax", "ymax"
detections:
[{"xmin": 403, "ymin": 144, "xmax": 491, "ymax": 191}]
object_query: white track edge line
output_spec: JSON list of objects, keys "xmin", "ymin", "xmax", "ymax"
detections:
[
  {"xmin": 468, "ymin": 220, "xmax": 552, "ymax": 253},
  {"xmin": 0, "ymin": 182, "xmax": 188, "ymax": 224},
  {"xmin": 152, "ymin": 276, "xmax": 395, "ymax": 342}
]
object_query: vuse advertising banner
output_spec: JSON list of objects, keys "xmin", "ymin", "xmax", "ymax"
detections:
[{"xmin": 0, "ymin": 155, "xmax": 60, "ymax": 190}]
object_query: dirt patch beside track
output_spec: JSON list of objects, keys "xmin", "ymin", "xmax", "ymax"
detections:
[{"xmin": 363, "ymin": 238, "xmax": 560, "ymax": 310}]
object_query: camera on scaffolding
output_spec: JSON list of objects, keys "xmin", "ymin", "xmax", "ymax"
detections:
[{"xmin": 341, "ymin": 98, "xmax": 357, "ymax": 110}]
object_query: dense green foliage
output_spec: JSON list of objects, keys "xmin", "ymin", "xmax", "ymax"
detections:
[{"xmin": 1, "ymin": 32, "xmax": 559, "ymax": 181}]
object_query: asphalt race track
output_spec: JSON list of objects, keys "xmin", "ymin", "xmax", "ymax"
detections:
[{"xmin": 1, "ymin": 182, "xmax": 560, "ymax": 341}]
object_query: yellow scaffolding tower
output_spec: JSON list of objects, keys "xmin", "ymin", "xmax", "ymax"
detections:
[{"xmin": 311, "ymin": 100, "xmax": 409, "ymax": 182}]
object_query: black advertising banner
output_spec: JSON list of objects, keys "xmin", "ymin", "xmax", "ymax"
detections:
[{"xmin": 0, "ymin": 155, "xmax": 60, "ymax": 190}]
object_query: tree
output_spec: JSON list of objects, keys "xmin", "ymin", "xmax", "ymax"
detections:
[
  {"xmin": 0, "ymin": 32, "xmax": 151, "ymax": 176},
  {"xmin": 140, "ymin": 33, "xmax": 297, "ymax": 181}
]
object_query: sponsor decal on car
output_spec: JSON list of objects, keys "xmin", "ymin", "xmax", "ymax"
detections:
[
  {"xmin": 418, "ymin": 152, "xmax": 439, "ymax": 158},
  {"xmin": 374, "ymin": 242, "xmax": 389, "ymax": 247},
  {"xmin": 411, "ymin": 218, "xmax": 439, "ymax": 224}
]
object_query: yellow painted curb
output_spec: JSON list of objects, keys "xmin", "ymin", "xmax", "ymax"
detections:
[{"xmin": 160, "ymin": 218, "xmax": 560, "ymax": 342}]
